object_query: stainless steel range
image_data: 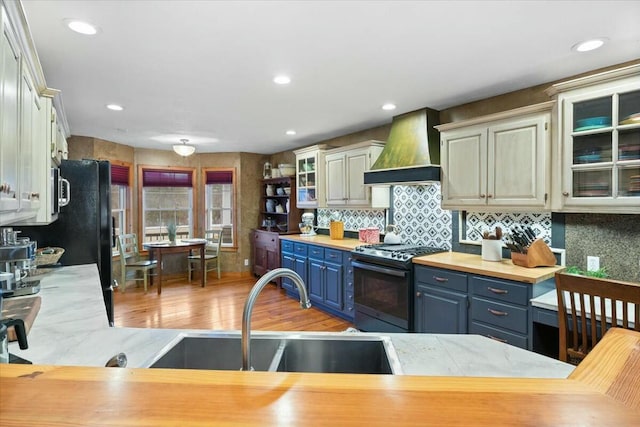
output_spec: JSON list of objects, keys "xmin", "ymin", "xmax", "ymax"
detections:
[{"xmin": 351, "ymin": 244, "xmax": 446, "ymax": 332}]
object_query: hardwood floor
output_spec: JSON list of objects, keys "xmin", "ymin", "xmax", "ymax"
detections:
[{"xmin": 113, "ymin": 274, "xmax": 353, "ymax": 332}]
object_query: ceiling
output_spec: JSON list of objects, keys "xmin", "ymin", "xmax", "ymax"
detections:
[{"xmin": 19, "ymin": 0, "xmax": 640, "ymax": 155}]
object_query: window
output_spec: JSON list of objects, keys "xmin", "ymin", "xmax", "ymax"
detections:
[
  {"xmin": 204, "ymin": 168, "xmax": 236, "ymax": 247},
  {"xmin": 140, "ymin": 167, "xmax": 195, "ymax": 242},
  {"xmin": 110, "ymin": 163, "xmax": 131, "ymax": 247}
]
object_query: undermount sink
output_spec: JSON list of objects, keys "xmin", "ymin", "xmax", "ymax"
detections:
[{"xmin": 146, "ymin": 332, "xmax": 402, "ymax": 375}]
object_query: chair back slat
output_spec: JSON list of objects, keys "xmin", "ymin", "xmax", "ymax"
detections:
[{"xmin": 556, "ymin": 272, "xmax": 640, "ymax": 364}]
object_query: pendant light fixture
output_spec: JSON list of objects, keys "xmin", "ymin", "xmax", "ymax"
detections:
[{"xmin": 173, "ymin": 138, "xmax": 195, "ymax": 156}]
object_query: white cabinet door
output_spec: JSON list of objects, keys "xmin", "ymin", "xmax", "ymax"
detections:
[
  {"xmin": 0, "ymin": 8, "xmax": 21, "ymax": 214},
  {"xmin": 439, "ymin": 103, "xmax": 552, "ymax": 211},
  {"xmin": 487, "ymin": 114, "xmax": 548, "ymax": 208},
  {"xmin": 441, "ymin": 125, "xmax": 486, "ymax": 208},
  {"xmin": 345, "ymin": 149, "xmax": 369, "ymax": 206},
  {"xmin": 326, "ymin": 153, "xmax": 346, "ymax": 205}
]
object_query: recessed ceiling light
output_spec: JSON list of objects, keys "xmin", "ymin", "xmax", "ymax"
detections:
[
  {"xmin": 106, "ymin": 104, "xmax": 124, "ymax": 111},
  {"xmin": 382, "ymin": 103, "xmax": 397, "ymax": 111},
  {"xmin": 65, "ymin": 19, "xmax": 99, "ymax": 35},
  {"xmin": 286, "ymin": 130, "xmax": 296, "ymax": 135},
  {"xmin": 273, "ymin": 75, "xmax": 291, "ymax": 85},
  {"xmin": 572, "ymin": 38, "xmax": 606, "ymax": 52}
]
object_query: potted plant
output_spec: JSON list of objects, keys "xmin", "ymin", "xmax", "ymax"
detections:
[
  {"xmin": 167, "ymin": 222, "xmax": 177, "ymax": 244},
  {"xmin": 565, "ymin": 265, "xmax": 609, "ymax": 278}
]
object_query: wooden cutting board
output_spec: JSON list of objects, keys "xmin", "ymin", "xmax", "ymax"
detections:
[{"xmin": 1, "ymin": 296, "xmax": 41, "ymax": 341}]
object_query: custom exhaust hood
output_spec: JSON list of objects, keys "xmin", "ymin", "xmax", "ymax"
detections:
[{"xmin": 364, "ymin": 108, "xmax": 441, "ymax": 185}]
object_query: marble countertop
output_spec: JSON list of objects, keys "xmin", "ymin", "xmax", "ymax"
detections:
[{"xmin": 9, "ymin": 264, "xmax": 574, "ymax": 378}]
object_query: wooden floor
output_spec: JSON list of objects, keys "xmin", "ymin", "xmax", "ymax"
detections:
[{"xmin": 113, "ymin": 273, "xmax": 353, "ymax": 332}]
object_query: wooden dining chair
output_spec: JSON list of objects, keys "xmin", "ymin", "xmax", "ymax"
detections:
[
  {"xmin": 555, "ymin": 272, "xmax": 640, "ymax": 364},
  {"xmin": 117, "ymin": 234, "xmax": 157, "ymax": 293},
  {"xmin": 188, "ymin": 228, "xmax": 223, "ymax": 284}
]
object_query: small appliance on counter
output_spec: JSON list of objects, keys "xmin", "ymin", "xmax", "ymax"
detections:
[
  {"xmin": 299, "ymin": 212, "xmax": 317, "ymax": 236},
  {"xmin": 0, "ymin": 289, "xmax": 30, "ymax": 364},
  {"xmin": 0, "ymin": 228, "xmax": 40, "ymax": 298}
]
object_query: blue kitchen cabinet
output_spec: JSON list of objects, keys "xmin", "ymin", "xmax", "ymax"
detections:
[
  {"xmin": 280, "ymin": 240, "xmax": 307, "ymax": 297},
  {"xmin": 414, "ymin": 266, "xmax": 468, "ymax": 334},
  {"xmin": 280, "ymin": 239, "xmax": 352, "ymax": 321}
]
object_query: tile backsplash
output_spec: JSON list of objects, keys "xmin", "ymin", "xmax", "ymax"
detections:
[
  {"xmin": 317, "ymin": 208, "xmax": 386, "ymax": 231},
  {"xmin": 392, "ymin": 184, "xmax": 452, "ymax": 249},
  {"xmin": 465, "ymin": 212, "xmax": 553, "ymax": 245}
]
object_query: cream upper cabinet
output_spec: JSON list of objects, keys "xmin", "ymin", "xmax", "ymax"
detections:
[
  {"xmin": 437, "ymin": 102, "xmax": 553, "ymax": 211},
  {"xmin": 0, "ymin": 5, "xmax": 21, "ymax": 215},
  {"xmin": 293, "ymin": 144, "xmax": 331, "ymax": 208},
  {"xmin": 546, "ymin": 65, "xmax": 640, "ymax": 214},
  {"xmin": 325, "ymin": 140, "xmax": 386, "ymax": 207}
]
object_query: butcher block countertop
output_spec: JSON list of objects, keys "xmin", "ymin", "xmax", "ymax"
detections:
[
  {"xmin": 2, "ymin": 354, "xmax": 638, "ymax": 426},
  {"xmin": 280, "ymin": 233, "xmax": 362, "ymax": 250},
  {"xmin": 414, "ymin": 251, "xmax": 565, "ymax": 284}
]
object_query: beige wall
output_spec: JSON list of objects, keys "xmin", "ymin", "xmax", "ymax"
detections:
[{"xmin": 67, "ymin": 136, "xmax": 268, "ymax": 274}]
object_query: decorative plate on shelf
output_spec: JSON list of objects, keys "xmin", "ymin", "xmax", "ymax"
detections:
[
  {"xmin": 619, "ymin": 112, "xmax": 640, "ymax": 126},
  {"xmin": 574, "ymin": 116, "xmax": 611, "ymax": 132}
]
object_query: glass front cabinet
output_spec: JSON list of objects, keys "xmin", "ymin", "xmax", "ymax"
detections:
[
  {"xmin": 548, "ymin": 65, "xmax": 640, "ymax": 213},
  {"xmin": 293, "ymin": 144, "xmax": 331, "ymax": 208}
]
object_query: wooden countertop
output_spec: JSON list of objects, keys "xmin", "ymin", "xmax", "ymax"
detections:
[
  {"xmin": 413, "ymin": 251, "xmax": 565, "ymax": 283},
  {"xmin": 280, "ymin": 234, "xmax": 363, "ymax": 251},
  {"xmin": 1, "ymin": 364, "xmax": 637, "ymax": 426}
]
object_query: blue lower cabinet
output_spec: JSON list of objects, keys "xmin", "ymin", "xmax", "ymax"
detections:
[
  {"xmin": 415, "ymin": 283, "xmax": 468, "ymax": 334},
  {"xmin": 279, "ymin": 240, "xmax": 352, "ymax": 321}
]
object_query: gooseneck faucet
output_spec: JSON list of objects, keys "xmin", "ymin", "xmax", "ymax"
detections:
[{"xmin": 242, "ymin": 268, "xmax": 311, "ymax": 371}]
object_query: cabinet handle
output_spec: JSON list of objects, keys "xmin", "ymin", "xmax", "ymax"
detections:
[
  {"xmin": 487, "ymin": 308, "xmax": 508, "ymax": 316},
  {"xmin": 487, "ymin": 286, "xmax": 508, "ymax": 295},
  {"xmin": 480, "ymin": 194, "xmax": 486, "ymax": 198},
  {"xmin": 416, "ymin": 291, "xmax": 421, "ymax": 297},
  {"xmin": 562, "ymin": 191, "xmax": 569, "ymax": 197},
  {"xmin": 487, "ymin": 334, "xmax": 508, "ymax": 343},
  {"xmin": 433, "ymin": 276, "xmax": 448, "ymax": 283},
  {"xmin": 487, "ymin": 194, "xmax": 493, "ymax": 198}
]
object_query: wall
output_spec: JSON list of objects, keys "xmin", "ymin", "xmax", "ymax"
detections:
[{"xmin": 67, "ymin": 136, "xmax": 267, "ymax": 275}]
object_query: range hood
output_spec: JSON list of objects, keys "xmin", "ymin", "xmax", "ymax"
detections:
[{"xmin": 364, "ymin": 108, "xmax": 441, "ymax": 185}]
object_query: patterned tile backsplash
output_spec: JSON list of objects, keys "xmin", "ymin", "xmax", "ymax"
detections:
[
  {"xmin": 393, "ymin": 184, "xmax": 452, "ymax": 249},
  {"xmin": 465, "ymin": 212, "xmax": 552, "ymax": 245},
  {"xmin": 317, "ymin": 208, "xmax": 386, "ymax": 231},
  {"xmin": 318, "ymin": 184, "xmax": 553, "ymax": 250}
]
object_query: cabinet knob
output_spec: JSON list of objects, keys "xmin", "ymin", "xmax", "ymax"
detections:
[
  {"xmin": 480, "ymin": 194, "xmax": 486, "ymax": 198},
  {"xmin": 416, "ymin": 291, "xmax": 421, "ymax": 297},
  {"xmin": 562, "ymin": 191, "xmax": 569, "ymax": 197},
  {"xmin": 487, "ymin": 194, "xmax": 493, "ymax": 198}
]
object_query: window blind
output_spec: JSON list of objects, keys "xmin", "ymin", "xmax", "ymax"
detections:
[
  {"xmin": 142, "ymin": 169, "xmax": 193, "ymax": 187},
  {"xmin": 206, "ymin": 170, "xmax": 233, "ymax": 184},
  {"xmin": 111, "ymin": 164, "xmax": 130, "ymax": 186}
]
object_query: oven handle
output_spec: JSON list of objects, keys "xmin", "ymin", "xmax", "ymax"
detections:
[{"xmin": 352, "ymin": 261, "xmax": 408, "ymax": 278}]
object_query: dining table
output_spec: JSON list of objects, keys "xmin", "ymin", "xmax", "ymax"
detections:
[{"xmin": 143, "ymin": 239, "xmax": 207, "ymax": 294}]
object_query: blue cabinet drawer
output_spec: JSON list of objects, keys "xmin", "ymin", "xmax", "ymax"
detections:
[
  {"xmin": 308, "ymin": 245, "xmax": 324, "ymax": 259},
  {"xmin": 469, "ymin": 321, "xmax": 528, "ymax": 350},
  {"xmin": 324, "ymin": 248, "xmax": 342, "ymax": 263},
  {"xmin": 471, "ymin": 276, "xmax": 529, "ymax": 306},
  {"xmin": 415, "ymin": 266, "xmax": 467, "ymax": 293},
  {"xmin": 471, "ymin": 297, "xmax": 528, "ymax": 334},
  {"xmin": 293, "ymin": 243, "xmax": 308, "ymax": 256},
  {"xmin": 281, "ymin": 240, "xmax": 294, "ymax": 253}
]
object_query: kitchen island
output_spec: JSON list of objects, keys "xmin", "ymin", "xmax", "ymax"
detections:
[{"xmin": 4, "ymin": 264, "xmax": 639, "ymax": 425}]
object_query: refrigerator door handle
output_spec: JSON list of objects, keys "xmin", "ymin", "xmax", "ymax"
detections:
[{"xmin": 59, "ymin": 178, "xmax": 71, "ymax": 207}]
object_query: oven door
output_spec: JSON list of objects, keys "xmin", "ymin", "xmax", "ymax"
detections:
[{"xmin": 352, "ymin": 260, "xmax": 413, "ymax": 333}]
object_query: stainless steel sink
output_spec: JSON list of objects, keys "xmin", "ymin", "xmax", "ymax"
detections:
[
  {"xmin": 148, "ymin": 335, "xmax": 281, "ymax": 371},
  {"xmin": 273, "ymin": 335, "xmax": 396, "ymax": 374},
  {"xmin": 145, "ymin": 332, "xmax": 402, "ymax": 374}
]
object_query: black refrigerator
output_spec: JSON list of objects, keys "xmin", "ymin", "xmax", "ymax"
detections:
[{"xmin": 16, "ymin": 159, "xmax": 114, "ymax": 325}]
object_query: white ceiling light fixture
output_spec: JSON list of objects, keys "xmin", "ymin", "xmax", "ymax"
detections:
[
  {"xmin": 173, "ymin": 138, "xmax": 196, "ymax": 156},
  {"xmin": 572, "ymin": 38, "xmax": 606, "ymax": 52},
  {"xmin": 273, "ymin": 75, "xmax": 291, "ymax": 85},
  {"xmin": 382, "ymin": 103, "xmax": 397, "ymax": 111},
  {"xmin": 64, "ymin": 19, "xmax": 99, "ymax": 35},
  {"xmin": 106, "ymin": 104, "xmax": 123, "ymax": 111},
  {"xmin": 285, "ymin": 130, "xmax": 296, "ymax": 135}
]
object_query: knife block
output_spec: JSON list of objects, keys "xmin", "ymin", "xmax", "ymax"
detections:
[{"xmin": 510, "ymin": 239, "xmax": 556, "ymax": 268}]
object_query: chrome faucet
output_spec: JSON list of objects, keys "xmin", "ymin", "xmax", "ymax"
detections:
[{"xmin": 242, "ymin": 268, "xmax": 311, "ymax": 371}]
